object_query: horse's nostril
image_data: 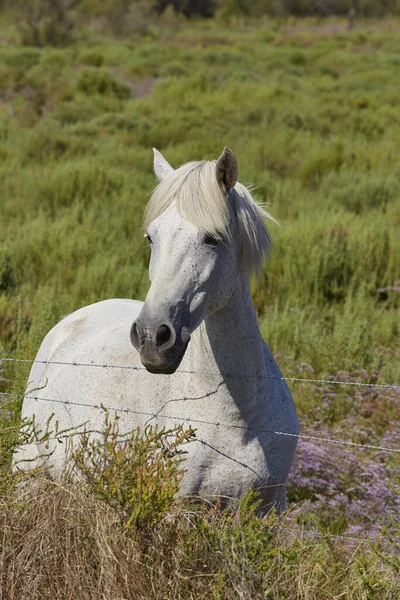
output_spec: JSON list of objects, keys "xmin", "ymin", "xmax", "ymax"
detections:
[
  {"xmin": 130, "ymin": 322, "xmax": 140, "ymax": 349},
  {"xmin": 156, "ymin": 324, "xmax": 172, "ymax": 348}
]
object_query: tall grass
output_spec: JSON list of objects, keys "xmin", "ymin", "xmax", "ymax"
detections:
[{"xmin": 0, "ymin": 24, "xmax": 398, "ymax": 378}]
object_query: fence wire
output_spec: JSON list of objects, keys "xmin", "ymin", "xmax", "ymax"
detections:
[
  {"xmin": 0, "ymin": 353, "xmax": 399, "ymax": 453},
  {"xmin": 1, "ymin": 390, "xmax": 399, "ymax": 455},
  {"xmin": 1, "ymin": 355, "xmax": 399, "ymax": 552},
  {"xmin": 0, "ymin": 355, "xmax": 399, "ymax": 389}
]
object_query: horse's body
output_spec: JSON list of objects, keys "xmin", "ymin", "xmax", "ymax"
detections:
[{"xmin": 16, "ymin": 148, "xmax": 299, "ymax": 513}]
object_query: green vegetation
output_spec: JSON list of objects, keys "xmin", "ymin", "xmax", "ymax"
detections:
[
  {"xmin": 72, "ymin": 414, "xmax": 195, "ymax": 528},
  {"xmin": 1, "ymin": 416, "xmax": 399, "ymax": 598},
  {"xmin": 0, "ymin": 12, "xmax": 399, "ymax": 598},
  {"xmin": 0, "ymin": 17, "xmax": 398, "ymax": 386},
  {"xmin": 5, "ymin": 0, "xmax": 400, "ymax": 41}
]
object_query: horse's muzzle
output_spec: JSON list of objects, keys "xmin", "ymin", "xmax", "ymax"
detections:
[{"xmin": 130, "ymin": 318, "xmax": 191, "ymax": 374}]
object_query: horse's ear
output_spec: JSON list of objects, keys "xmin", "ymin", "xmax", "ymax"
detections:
[
  {"xmin": 153, "ymin": 148, "xmax": 174, "ymax": 182},
  {"xmin": 216, "ymin": 147, "xmax": 238, "ymax": 192}
]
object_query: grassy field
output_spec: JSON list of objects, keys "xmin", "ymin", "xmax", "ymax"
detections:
[{"xmin": 0, "ymin": 13, "xmax": 400, "ymax": 598}]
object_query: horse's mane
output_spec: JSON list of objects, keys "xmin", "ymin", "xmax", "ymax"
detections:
[{"xmin": 144, "ymin": 160, "xmax": 274, "ymax": 275}]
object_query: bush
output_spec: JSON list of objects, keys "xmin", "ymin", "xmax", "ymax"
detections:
[
  {"xmin": 155, "ymin": 0, "xmax": 216, "ymax": 17},
  {"xmin": 79, "ymin": 50, "xmax": 104, "ymax": 67},
  {"xmin": 81, "ymin": 0, "xmax": 136, "ymax": 34},
  {"xmin": 10, "ymin": 0, "xmax": 82, "ymax": 47},
  {"xmin": 71, "ymin": 413, "xmax": 195, "ymax": 528},
  {"xmin": 0, "ymin": 247, "xmax": 14, "ymax": 292},
  {"xmin": 299, "ymin": 142, "xmax": 344, "ymax": 188},
  {"xmin": 218, "ymin": 0, "xmax": 400, "ymax": 17},
  {"xmin": 76, "ymin": 67, "xmax": 131, "ymax": 100},
  {"xmin": 321, "ymin": 171, "xmax": 400, "ymax": 214}
]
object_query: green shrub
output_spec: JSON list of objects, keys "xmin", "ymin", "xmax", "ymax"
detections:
[
  {"xmin": 52, "ymin": 98, "xmax": 103, "ymax": 125},
  {"xmin": 0, "ymin": 247, "xmax": 14, "ymax": 292},
  {"xmin": 95, "ymin": 111, "xmax": 140, "ymax": 131},
  {"xmin": 289, "ymin": 50, "xmax": 307, "ymax": 65},
  {"xmin": 299, "ymin": 141, "xmax": 344, "ymax": 188},
  {"xmin": 79, "ymin": 50, "xmax": 104, "ymax": 67},
  {"xmin": 10, "ymin": 0, "xmax": 82, "ymax": 47},
  {"xmin": 40, "ymin": 50, "xmax": 68, "ymax": 69},
  {"xmin": 321, "ymin": 171, "xmax": 400, "ymax": 214},
  {"xmin": 161, "ymin": 60, "xmax": 190, "ymax": 77},
  {"xmin": 2, "ymin": 48, "xmax": 41, "ymax": 71},
  {"xmin": 76, "ymin": 67, "xmax": 131, "ymax": 100},
  {"xmin": 1, "ymin": 406, "xmax": 82, "ymax": 489},
  {"xmin": 19, "ymin": 121, "xmax": 93, "ymax": 162},
  {"xmin": 81, "ymin": 0, "xmax": 136, "ymax": 35},
  {"xmin": 71, "ymin": 413, "xmax": 195, "ymax": 528}
]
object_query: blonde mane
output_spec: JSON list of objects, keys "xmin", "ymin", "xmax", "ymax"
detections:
[{"xmin": 144, "ymin": 160, "xmax": 274, "ymax": 274}]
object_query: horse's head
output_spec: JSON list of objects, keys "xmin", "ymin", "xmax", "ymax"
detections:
[{"xmin": 130, "ymin": 148, "xmax": 272, "ymax": 374}]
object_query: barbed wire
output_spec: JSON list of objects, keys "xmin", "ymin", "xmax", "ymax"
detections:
[
  {"xmin": 1, "ymin": 353, "xmax": 398, "ymax": 553},
  {"xmin": 1, "ymin": 353, "xmax": 399, "ymax": 454},
  {"xmin": 0, "ymin": 392, "xmax": 395, "ymax": 454},
  {"xmin": 283, "ymin": 525, "xmax": 375, "ymax": 547},
  {"xmin": 0, "ymin": 391, "xmax": 17, "ymax": 399},
  {"xmin": 0, "ymin": 356, "xmax": 399, "ymax": 389},
  {"xmin": 2, "ymin": 387, "xmax": 397, "ymax": 551}
]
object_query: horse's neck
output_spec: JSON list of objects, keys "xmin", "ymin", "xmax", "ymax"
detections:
[{"xmin": 188, "ymin": 277, "xmax": 266, "ymax": 381}]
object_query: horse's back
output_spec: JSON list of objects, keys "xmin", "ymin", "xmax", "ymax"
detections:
[
  {"xmin": 15, "ymin": 299, "xmax": 144, "ymax": 468},
  {"xmin": 44, "ymin": 298, "xmax": 143, "ymax": 350},
  {"xmin": 24, "ymin": 298, "xmax": 143, "ymax": 397}
]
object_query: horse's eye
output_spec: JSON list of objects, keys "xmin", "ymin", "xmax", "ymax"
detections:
[
  {"xmin": 145, "ymin": 233, "xmax": 152, "ymax": 244},
  {"xmin": 204, "ymin": 234, "xmax": 219, "ymax": 246}
]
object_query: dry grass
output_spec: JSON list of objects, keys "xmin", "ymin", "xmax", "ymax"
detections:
[
  {"xmin": 0, "ymin": 474, "xmax": 398, "ymax": 600},
  {"xmin": 0, "ymin": 476, "xmax": 231, "ymax": 599},
  {"xmin": 1, "ymin": 478, "xmax": 146, "ymax": 599}
]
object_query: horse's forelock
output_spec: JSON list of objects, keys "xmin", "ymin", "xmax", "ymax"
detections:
[{"xmin": 144, "ymin": 160, "xmax": 274, "ymax": 276}]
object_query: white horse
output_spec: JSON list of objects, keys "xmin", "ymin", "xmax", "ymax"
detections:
[{"xmin": 16, "ymin": 147, "xmax": 299, "ymax": 513}]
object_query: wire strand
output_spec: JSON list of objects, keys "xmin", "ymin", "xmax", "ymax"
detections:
[
  {"xmin": 10, "ymin": 393, "xmax": 399, "ymax": 455},
  {"xmin": 1, "ymin": 356, "xmax": 399, "ymax": 389}
]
